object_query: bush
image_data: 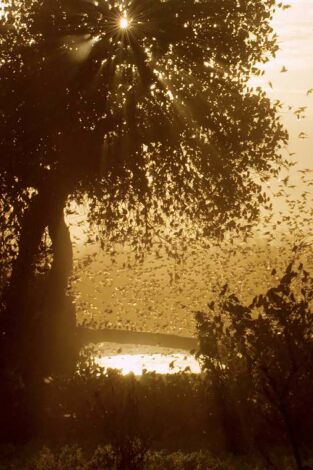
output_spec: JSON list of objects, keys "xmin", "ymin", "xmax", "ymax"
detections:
[
  {"xmin": 196, "ymin": 262, "xmax": 313, "ymax": 469},
  {"xmin": 0, "ymin": 445, "xmax": 302, "ymax": 470}
]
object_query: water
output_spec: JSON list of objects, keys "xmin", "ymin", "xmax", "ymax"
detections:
[{"xmin": 92, "ymin": 342, "xmax": 201, "ymax": 375}]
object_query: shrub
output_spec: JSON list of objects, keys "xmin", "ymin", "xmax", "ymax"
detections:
[{"xmin": 196, "ymin": 263, "xmax": 313, "ymax": 469}]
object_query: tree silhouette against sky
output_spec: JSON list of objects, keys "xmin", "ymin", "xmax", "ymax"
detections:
[{"xmin": 0, "ymin": 0, "xmax": 288, "ymax": 377}]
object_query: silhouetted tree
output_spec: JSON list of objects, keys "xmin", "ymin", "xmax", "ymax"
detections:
[
  {"xmin": 0, "ymin": 1, "xmax": 288, "ymax": 377},
  {"xmin": 196, "ymin": 263, "xmax": 313, "ymax": 469}
]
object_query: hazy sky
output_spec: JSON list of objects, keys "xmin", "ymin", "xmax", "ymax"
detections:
[{"xmin": 256, "ymin": 0, "xmax": 313, "ymax": 170}]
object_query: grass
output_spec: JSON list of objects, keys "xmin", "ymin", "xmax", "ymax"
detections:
[{"xmin": 0, "ymin": 444, "xmax": 307, "ymax": 470}]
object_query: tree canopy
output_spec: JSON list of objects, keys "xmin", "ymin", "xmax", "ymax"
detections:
[{"xmin": 0, "ymin": 0, "xmax": 288, "ymax": 247}]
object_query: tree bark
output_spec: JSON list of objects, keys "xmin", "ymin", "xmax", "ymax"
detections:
[
  {"xmin": 279, "ymin": 400, "xmax": 304, "ymax": 470},
  {"xmin": 0, "ymin": 179, "xmax": 74, "ymax": 379},
  {"xmin": 0, "ymin": 180, "xmax": 78, "ymax": 441},
  {"xmin": 39, "ymin": 205, "xmax": 78, "ymax": 376},
  {"xmin": 1, "ymin": 187, "xmax": 50, "ymax": 377}
]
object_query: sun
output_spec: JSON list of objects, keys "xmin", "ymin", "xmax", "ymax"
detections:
[{"xmin": 119, "ymin": 16, "xmax": 129, "ymax": 30}]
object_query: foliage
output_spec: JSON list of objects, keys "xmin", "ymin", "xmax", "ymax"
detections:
[
  {"xmin": 70, "ymin": 170, "xmax": 313, "ymax": 336},
  {"xmin": 0, "ymin": 174, "xmax": 35, "ymax": 296},
  {"xmin": 37, "ymin": 365, "xmax": 209, "ymax": 449},
  {"xmin": 196, "ymin": 263, "xmax": 313, "ymax": 468},
  {"xmin": 0, "ymin": 0, "xmax": 288, "ymax": 248},
  {"xmin": 0, "ymin": 444, "xmax": 306, "ymax": 470}
]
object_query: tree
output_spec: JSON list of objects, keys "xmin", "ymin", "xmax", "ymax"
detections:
[
  {"xmin": 196, "ymin": 263, "xmax": 313, "ymax": 469},
  {"xmin": 0, "ymin": 0, "xmax": 288, "ymax": 378}
]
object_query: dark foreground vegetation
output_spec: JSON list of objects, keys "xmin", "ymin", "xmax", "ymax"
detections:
[
  {"xmin": 1, "ymin": 264, "xmax": 312, "ymax": 470},
  {"xmin": 2, "ymin": 445, "xmax": 312, "ymax": 470}
]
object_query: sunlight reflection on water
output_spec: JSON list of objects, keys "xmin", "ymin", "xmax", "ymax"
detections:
[{"xmin": 93, "ymin": 343, "xmax": 201, "ymax": 375}]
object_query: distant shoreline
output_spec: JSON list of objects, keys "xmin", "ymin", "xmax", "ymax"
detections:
[{"xmin": 78, "ymin": 327, "xmax": 197, "ymax": 352}]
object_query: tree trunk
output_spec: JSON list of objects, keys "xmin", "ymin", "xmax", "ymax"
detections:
[
  {"xmin": 0, "ymin": 180, "xmax": 75, "ymax": 379},
  {"xmin": 40, "ymin": 205, "xmax": 78, "ymax": 376},
  {"xmin": 0, "ymin": 181, "xmax": 79, "ymax": 441},
  {"xmin": 0, "ymin": 185, "xmax": 50, "ymax": 441},
  {"xmin": 210, "ymin": 371, "xmax": 245, "ymax": 453},
  {"xmin": 279, "ymin": 400, "xmax": 304, "ymax": 470},
  {"xmin": 1, "ymin": 186, "xmax": 51, "ymax": 378}
]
